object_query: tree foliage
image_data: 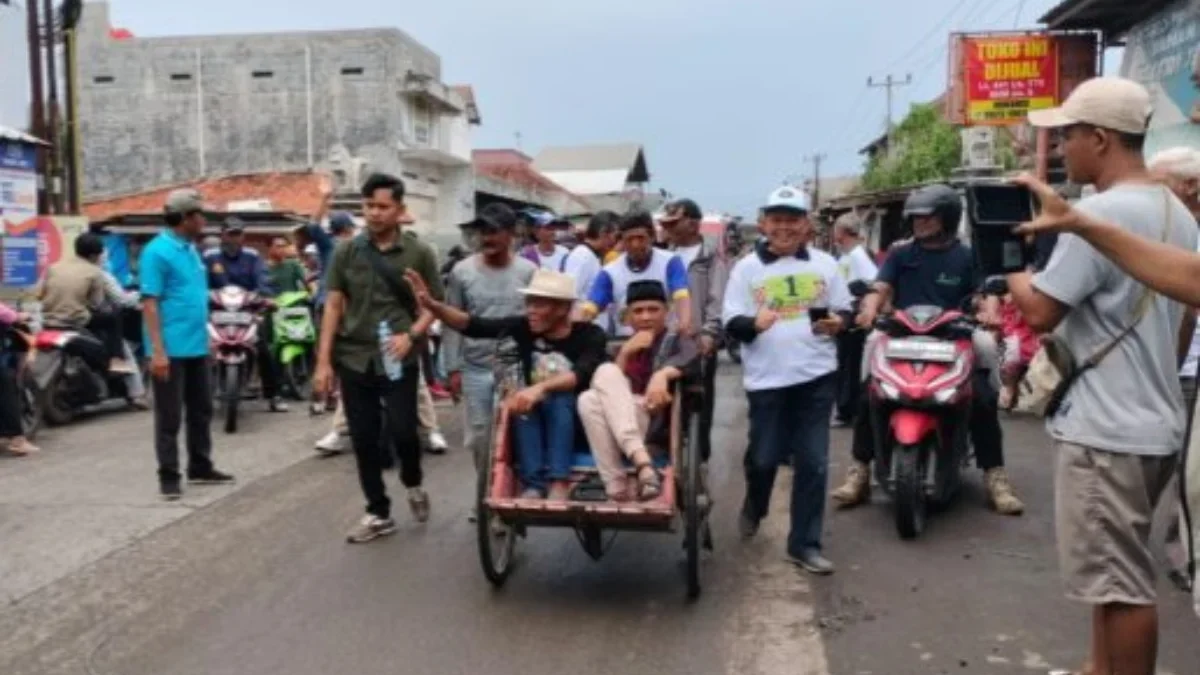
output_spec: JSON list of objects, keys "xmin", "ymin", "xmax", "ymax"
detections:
[{"xmin": 860, "ymin": 103, "xmax": 962, "ymax": 191}]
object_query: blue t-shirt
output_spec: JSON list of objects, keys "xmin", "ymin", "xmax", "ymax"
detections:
[
  {"xmin": 140, "ymin": 229, "xmax": 210, "ymax": 358},
  {"xmin": 585, "ymin": 249, "xmax": 690, "ymax": 336},
  {"xmin": 878, "ymin": 241, "xmax": 979, "ymax": 311}
]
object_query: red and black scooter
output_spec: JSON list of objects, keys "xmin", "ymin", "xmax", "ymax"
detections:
[{"xmin": 866, "ymin": 305, "xmax": 978, "ymax": 539}]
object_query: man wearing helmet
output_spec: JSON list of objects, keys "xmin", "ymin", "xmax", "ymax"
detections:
[{"xmin": 830, "ymin": 183, "xmax": 1025, "ymax": 516}]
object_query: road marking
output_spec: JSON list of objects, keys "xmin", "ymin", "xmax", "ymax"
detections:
[{"xmin": 726, "ymin": 471, "xmax": 831, "ymax": 675}]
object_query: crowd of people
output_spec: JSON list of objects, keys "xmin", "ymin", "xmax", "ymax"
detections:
[{"xmin": 3, "ymin": 70, "xmax": 1197, "ymax": 675}]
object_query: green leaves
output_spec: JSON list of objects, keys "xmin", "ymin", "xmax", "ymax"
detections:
[{"xmin": 860, "ymin": 104, "xmax": 961, "ymax": 191}]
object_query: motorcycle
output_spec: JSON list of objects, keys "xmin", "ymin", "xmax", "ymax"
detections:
[
  {"xmin": 208, "ymin": 285, "xmax": 270, "ymax": 433},
  {"xmin": 3, "ymin": 321, "xmax": 42, "ymax": 439},
  {"xmin": 866, "ymin": 305, "xmax": 977, "ymax": 540},
  {"xmin": 271, "ymin": 290, "xmax": 317, "ymax": 401},
  {"xmin": 31, "ymin": 307, "xmax": 146, "ymax": 426}
]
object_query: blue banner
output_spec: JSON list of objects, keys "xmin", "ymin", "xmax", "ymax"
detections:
[
  {"xmin": 1120, "ymin": 0, "xmax": 1200, "ymax": 157},
  {"xmin": 0, "ymin": 141, "xmax": 37, "ymax": 172},
  {"xmin": 2, "ymin": 231, "xmax": 41, "ymax": 288}
]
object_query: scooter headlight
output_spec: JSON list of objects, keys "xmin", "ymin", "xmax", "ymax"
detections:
[
  {"xmin": 934, "ymin": 387, "xmax": 958, "ymax": 404},
  {"xmin": 879, "ymin": 381, "xmax": 901, "ymax": 400}
]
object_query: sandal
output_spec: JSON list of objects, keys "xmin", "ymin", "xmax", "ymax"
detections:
[{"xmin": 635, "ymin": 463, "xmax": 663, "ymax": 502}]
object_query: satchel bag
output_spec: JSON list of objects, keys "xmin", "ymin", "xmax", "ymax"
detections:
[{"xmin": 1016, "ymin": 188, "xmax": 1173, "ymax": 418}]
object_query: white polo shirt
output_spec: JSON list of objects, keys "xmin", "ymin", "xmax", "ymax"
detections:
[{"xmin": 722, "ymin": 246, "xmax": 852, "ymax": 392}]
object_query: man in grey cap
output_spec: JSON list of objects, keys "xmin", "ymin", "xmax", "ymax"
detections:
[{"xmin": 140, "ymin": 189, "xmax": 234, "ymax": 500}]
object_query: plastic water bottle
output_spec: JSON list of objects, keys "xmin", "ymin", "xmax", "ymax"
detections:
[{"xmin": 378, "ymin": 320, "xmax": 403, "ymax": 381}]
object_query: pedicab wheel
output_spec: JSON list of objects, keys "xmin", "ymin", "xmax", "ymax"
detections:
[
  {"xmin": 476, "ymin": 456, "xmax": 516, "ymax": 587},
  {"xmin": 893, "ymin": 444, "xmax": 927, "ymax": 540},
  {"xmin": 683, "ymin": 411, "xmax": 703, "ymax": 600}
]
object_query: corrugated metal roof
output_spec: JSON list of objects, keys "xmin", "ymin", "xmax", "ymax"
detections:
[
  {"xmin": 539, "ymin": 169, "xmax": 632, "ymax": 196},
  {"xmin": 1039, "ymin": 0, "xmax": 1176, "ymax": 34},
  {"xmin": 0, "ymin": 125, "xmax": 49, "ymax": 146},
  {"xmin": 532, "ymin": 143, "xmax": 649, "ymax": 182}
]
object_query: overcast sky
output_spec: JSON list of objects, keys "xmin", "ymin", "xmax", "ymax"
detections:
[{"xmin": 0, "ymin": 0, "xmax": 1116, "ymax": 215}]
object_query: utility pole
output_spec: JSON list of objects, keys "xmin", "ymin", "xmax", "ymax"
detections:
[
  {"xmin": 803, "ymin": 153, "xmax": 827, "ymax": 210},
  {"xmin": 867, "ymin": 73, "xmax": 912, "ymax": 158},
  {"xmin": 26, "ymin": 0, "xmax": 48, "ymax": 213},
  {"xmin": 43, "ymin": 0, "xmax": 61, "ymax": 213}
]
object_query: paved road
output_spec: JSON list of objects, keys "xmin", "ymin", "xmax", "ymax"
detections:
[{"xmin": 0, "ymin": 364, "xmax": 1197, "ymax": 675}]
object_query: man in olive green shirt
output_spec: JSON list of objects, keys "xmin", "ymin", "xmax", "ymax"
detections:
[{"xmin": 314, "ymin": 173, "xmax": 443, "ymax": 544}]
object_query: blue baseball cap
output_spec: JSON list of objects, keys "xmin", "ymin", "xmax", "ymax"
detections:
[{"xmin": 329, "ymin": 211, "xmax": 355, "ymax": 234}]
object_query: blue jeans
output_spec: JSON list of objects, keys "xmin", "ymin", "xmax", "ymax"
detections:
[
  {"xmin": 743, "ymin": 374, "xmax": 836, "ymax": 557},
  {"xmin": 461, "ymin": 364, "xmax": 496, "ymax": 474},
  {"xmin": 512, "ymin": 392, "xmax": 577, "ymax": 494}
]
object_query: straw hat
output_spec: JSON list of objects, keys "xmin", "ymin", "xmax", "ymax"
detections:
[{"xmin": 518, "ymin": 270, "xmax": 576, "ymax": 302}]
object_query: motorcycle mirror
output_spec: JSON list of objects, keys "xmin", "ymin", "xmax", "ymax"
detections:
[{"xmin": 981, "ymin": 275, "xmax": 1009, "ymax": 297}]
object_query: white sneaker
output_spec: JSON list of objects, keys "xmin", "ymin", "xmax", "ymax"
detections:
[
  {"xmin": 315, "ymin": 431, "xmax": 350, "ymax": 455},
  {"xmin": 426, "ymin": 430, "xmax": 448, "ymax": 455}
]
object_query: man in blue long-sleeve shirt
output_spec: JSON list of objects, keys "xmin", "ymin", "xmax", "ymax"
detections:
[{"xmin": 203, "ymin": 217, "xmax": 289, "ymax": 412}]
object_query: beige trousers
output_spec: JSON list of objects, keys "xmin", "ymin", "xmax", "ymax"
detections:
[
  {"xmin": 330, "ymin": 375, "xmax": 438, "ymax": 436},
  {"xmin": 577, "ymin": 363, "xmax": 649, "ymax": 497}
]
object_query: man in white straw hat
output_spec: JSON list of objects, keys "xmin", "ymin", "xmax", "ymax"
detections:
[{"xmin": 406, "ymin": 268, "xmax": 609, "ymax": 501}]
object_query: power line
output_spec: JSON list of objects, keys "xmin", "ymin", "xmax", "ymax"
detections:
[
  {"xmin": 885, "ymin": 0, "xmax": 976, "ymax": 72},
  {"xmin": 1014, "ymin": 0, "xmax": 1028, "ymax": 28}
]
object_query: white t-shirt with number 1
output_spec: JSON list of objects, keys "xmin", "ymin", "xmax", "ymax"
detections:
[{"xmin": 722, "ymin": 247, "xmax": 852, "ymax": 392}]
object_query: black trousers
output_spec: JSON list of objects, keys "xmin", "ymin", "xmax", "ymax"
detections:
[
  {"xmin": 0, "ymin": 360, "xmax": 24, "ymax": 437},
  {"xmin": 256, "ymin": 315, "xmax": 280, "ymax": 399},
  {"xmin": 835, "ymin": 330, "xmax": 866, "ymax": 423},
  {"xmin": 86, "ymin": 308, "xmax": 125, "ymax": 362},
  {"xmin": 339, "ymin": 363, "xmax": 422, "ymax": 518},
  {"xmin": 152, "ymin": 357, "xmax": 214, "ymax": 480},
  {"xmin": 851, "ymin": 370, "xmax": 1004, "ymax": 471}
]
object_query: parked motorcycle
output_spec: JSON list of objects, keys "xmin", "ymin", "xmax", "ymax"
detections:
[
  {"xmin": 3, "ymin": 321, "xmax": 42, "ymax": 439},
  {"xmin": 31, "ymin": 307, "xmax": 146, "ymax": 426},
  {"xmin": 866, "ymin": 305, "xmax": 977, "ymax": 539},
  {"xmin": 208, "ymin": 285, "xmax": 270, "ymax": 433},
  {"xmin": 271, "ymin": 290, "xmax": 317, "ymax": 401}
]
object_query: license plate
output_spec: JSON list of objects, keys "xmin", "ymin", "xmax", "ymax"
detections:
[
  {"xmin": 211, "ymin": 310, "xmax": 254, "ymax": 325},
  {"xmin": 884, "ymin": 339, "xmax": 957, "ymax": 363}
]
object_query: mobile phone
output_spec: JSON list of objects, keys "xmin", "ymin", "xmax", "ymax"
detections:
[
  {"xmin": 808, "ymin": 307, "xmax": 830, "ymax": 323},
  {"xmin": 966, "ymin": 183, "xmax": 1036, "ymax": 275}
]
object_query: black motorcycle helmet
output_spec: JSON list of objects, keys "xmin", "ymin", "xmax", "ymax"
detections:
[{"xmin": 903, "ymin": 184, "xmax": 962, "ymax": 242}]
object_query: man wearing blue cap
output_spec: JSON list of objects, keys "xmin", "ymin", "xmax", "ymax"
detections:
[{"xmin": 520, "ymin": 211, "xmax": 571, "ymax": 271}]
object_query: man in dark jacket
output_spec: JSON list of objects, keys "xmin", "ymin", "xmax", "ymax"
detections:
[{"xmin": 659, "ymin": 199, "xmax": 727, "ymax": 461}]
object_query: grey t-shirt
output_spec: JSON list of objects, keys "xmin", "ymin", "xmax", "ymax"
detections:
[
  {"xmin": 443, "ymin": 255, "xmax": 537, "ymax": 372},
  {"xmin": 1033, "ymin": 183, "xmax": 1199, "ymax": 456}
]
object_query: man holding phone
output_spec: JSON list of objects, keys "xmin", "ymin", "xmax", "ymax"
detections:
[
  {"xmin": 723, "ymin": 186, "xmax": 852, "ymax": 575},
  {"xmin": 830, "ymin": 184, "xmax": 1024, "ymax": 517}
]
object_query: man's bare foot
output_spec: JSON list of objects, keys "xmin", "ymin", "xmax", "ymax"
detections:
[
  {"xmin": 547, "ymin": 481, "xmax": 572, "ymax": 501},
  {"xmin": 7, "ymin": 437, "xmax": 40, "ymax": 456}
]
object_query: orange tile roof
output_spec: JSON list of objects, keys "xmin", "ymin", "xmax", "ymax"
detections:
[
  {"xmin": 83, "ymin": 172, "xmax": 326, "ymax": 222},
  {"xmin": 472, "ymin": 149, "xmax": 591, "ymax": 211}
]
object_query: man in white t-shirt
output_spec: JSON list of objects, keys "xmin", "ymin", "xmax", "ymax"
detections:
[
  {"xmin": 520, "ymin": 211, "xmax": 570, "ymax": 271},
  {"xmin": 561, "ymin": 211, "xmax": 620, "ymax": 331},
  {"xmin": 1149, "ymin": 146, "xmax": 1200, "ymax": 593},
  {"xmin": 723, "ymin": 186, "xmax": 851, "ymax": 576},
  {"xmin": 831, "ymin": 213, "xmax": 878, "ymax": 426}
]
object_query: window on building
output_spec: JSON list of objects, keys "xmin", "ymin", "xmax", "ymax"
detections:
[
  {"xmin": 170, "ymin": 73, "xmax": 193, "ymax": 81},
  {"xmin": 252, "ymin": 70, "xmax": 274, "ymax": 79},
  {"xmin": 93, "ymin": 75, "xmax": 115, "ymax": 84},
  {"xmin": 341, "ymin": 67, "xmax": 364, "ymax": 76}
]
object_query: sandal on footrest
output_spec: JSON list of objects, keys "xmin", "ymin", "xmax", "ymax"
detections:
[
  {"xmin": 570, "ymin": 476, "xmax": 609, "ymax": 502},
  {"xmin": 636, "ymin": 463, "xmax": 663, "ymax": 502}
]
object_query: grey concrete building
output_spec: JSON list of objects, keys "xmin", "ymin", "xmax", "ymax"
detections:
[{"xmin": 76, "ymin": 1, "xmax": 477, "ymax": 235}]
